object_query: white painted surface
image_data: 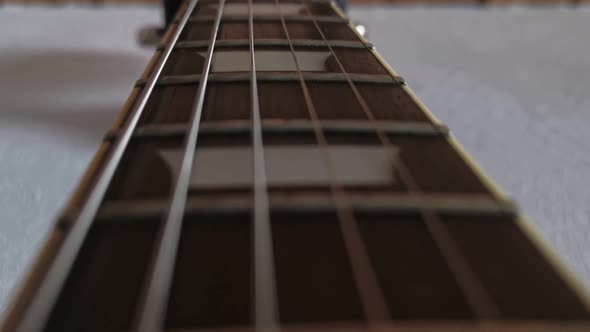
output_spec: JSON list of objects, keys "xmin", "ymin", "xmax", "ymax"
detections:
[
  {"xmin": 0, "ymin": 4, "xmax": 589, "ymax": 313},
  {"xmin": 207, "ymin": 50, "xmax": 331, "ymax": 72},
  {"xmin": 161, "ymin": 145, "xmax": 396, "ymax": 188}
]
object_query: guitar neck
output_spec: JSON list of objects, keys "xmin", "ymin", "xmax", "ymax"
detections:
[{"xmin": 3, "ymin": 0, "xmax": 590, "ymax": 331}]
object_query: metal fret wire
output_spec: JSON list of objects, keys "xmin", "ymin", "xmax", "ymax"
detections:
[
  {"xmin": 248, "ymin": 0, "xmax": 280, "ymax": 329},
  {"xmin": 134, "ymin": 0, "xmax": 226, "ymax": 330},
  {"xmin": 13, "ymin": 1, "xmax": 198, "ymax": 331},
  {"xmin": 105, "ymin": 121, "xmax": 448, "ymax": 141},
  {"xmin": 189, "ymin": 14, "xmax": 345, "ymax": 24},
  {"xmin": 302, "ymin": 1, "xmax": 501, "ymax": 318},
  {"xmin": 275, "ymin": 0, "xmax": 390, "ymax": 322},
  {"xmin": 136, "ymin": 72, "xmax": 401, "ymax": 87}
]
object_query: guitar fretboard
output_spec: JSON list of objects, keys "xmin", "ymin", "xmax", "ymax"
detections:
[{"xmin": 3, "ymin": 0, "xmax": 590, "ymax": 331}]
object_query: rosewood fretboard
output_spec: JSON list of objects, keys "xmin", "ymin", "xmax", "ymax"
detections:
[{"xmin": 3, "ymin": 0, "xmax": 590, "ymax": 331}]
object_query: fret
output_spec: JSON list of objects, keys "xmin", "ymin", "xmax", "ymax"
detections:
[
  {"xmin": 136, "ymin": 73, "xmax": 404, "ymax": 86},
  {"xmin": 97, "ymin": 194, "xmax": 517, "ymax": 221},
  {"xmin": 64, "ymin": 194, "xmax": 590, "ymax": 323},
  {"xmin": 137, "ymin": 80, "xmax": 431, "ymax": 127},
  {"xmin": 138, "ymin": 82, "xmax": 422, "ymax": 123},
  {"xmin": 189, "ymin": 14, "xmax": 345, "ymax": 23},
  {"xmin": 134, "ymin": 0, "xmax": 226, "ymax": 330},
  {"xmin": 183, "ymin": 20, "xmax": 359, "ymax": 43},
  {"xmin": 172, "ymin": 39, "xmax": 370, "ymax": 49},
  {"xmin": 105, "ymin": 121, "xmax": 448, "ymax": 141}
]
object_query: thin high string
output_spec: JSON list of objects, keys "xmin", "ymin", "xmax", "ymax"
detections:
[
  {"xmin": 302, "ymin": 0, "xmax": 500, "ymax": 319},
  {"xmin": 275, "ymin": 0, "xmax": 390, "ymax": 323},
  {"xmin": 134, "ymin": 0, "xmax": 227, "ymax": 330},
  {"xmin": 248, "ymin": 0, "xmax": 280, "ymax": 329},
  {"xmin": 14, "ymin": 1, "xmax": 199, "ymax": 331}
]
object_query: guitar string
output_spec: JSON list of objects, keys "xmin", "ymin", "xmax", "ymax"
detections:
[
  {"xmin": 248, "ymin": 0, "xmax": 281, "ymax": 329},
  {"xmin": 134, "ymin": 0, "xmax": 227, "ymax": 330},
  {"xmin": 302, "ymin": 0, "xmax": 501, "ymax": 319},
  {"xmin": 275, "ymin": 0, "xmax": 390, "ymax": 322},
  {"xmin": 13, "ymin": 1, "xmax": 199, "ymax": 331}
]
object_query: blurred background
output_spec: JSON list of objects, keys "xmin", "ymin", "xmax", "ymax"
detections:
[{"xmin": 1, "ymin": 0, "xmax": 589, "ymax": 314}]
